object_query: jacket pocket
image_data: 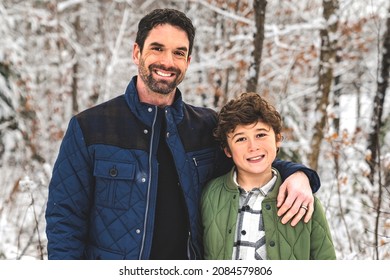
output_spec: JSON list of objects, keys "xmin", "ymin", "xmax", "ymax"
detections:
[
  {"xmin": 192, "ymin": 150, "xmax": 215, "ymax": 187},
  {"xmin": 93, "ymin": 159, "xmax": 135, "ymax": 210}
]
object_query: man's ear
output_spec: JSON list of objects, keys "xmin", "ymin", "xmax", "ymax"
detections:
[{"xmin": 132, "ymin": 43, "xmax": 141, "ymax": 65}]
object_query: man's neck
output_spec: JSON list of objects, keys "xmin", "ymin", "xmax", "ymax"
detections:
[{"xmin": 137, "ymin": 83, "xmax": 176, "ymax": 107}]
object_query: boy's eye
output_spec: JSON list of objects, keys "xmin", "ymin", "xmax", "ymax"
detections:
[
  {"xmin": 235, "ymin": 137, "xmax": 246, "ymax": 143},
  {"xmin": 256, "ymin": 133, "xmax": 267, "ymax": 138}
]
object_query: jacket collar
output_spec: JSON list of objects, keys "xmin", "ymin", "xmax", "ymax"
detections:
[
  {"xmin": 223, "ymin": 166, "xmax": 282, "ymax": 199},
  {"xmin": 124, "ymin": 76, "xmax": 185, "ymax": 126}
]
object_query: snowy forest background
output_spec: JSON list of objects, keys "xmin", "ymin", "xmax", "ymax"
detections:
[{"xmin": 0, "ymin": 0, "xmax": 389, "ymax": 260}]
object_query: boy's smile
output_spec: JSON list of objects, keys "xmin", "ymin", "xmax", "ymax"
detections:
[{"xmin": 224, "ymin": 121, "xmax": 281, "ymax": 190}]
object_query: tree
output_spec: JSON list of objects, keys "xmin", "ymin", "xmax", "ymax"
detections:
[
  {"xmin": 366, "ymin": 2, "xmax": 390, "ymax": 259},
  {"xmin": 246, "ymin": 0, "xmax": 267, "ymax": 92},
  {"xmin": 309, "ymin": 0, "xmax": 340, "ymax": 170}
]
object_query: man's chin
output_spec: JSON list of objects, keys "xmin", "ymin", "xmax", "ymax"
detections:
[{"xmin": 152, "ymin": 82, "xmax": 177, "ymax": 95}]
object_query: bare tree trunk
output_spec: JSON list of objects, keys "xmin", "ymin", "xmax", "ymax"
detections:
[
  {"xmin": 246, "ymin": 0, "xmax": 267, "ymax": 93},
  {"xmin": 366, "ymin": 3, "xmax": 390, "ymax": 260},
  {"xmin": 332, "ymin": 49, "xmax": 342, "ymax": 133},
  {"xmin": 72, "ymin": 9, "xmax": 81, "ymax": 114},
  {"xmin": 366, "ymin": 4, "xmax": 390, "ymax": 184},
  {"xmin": 309, "ymin": 0, "xmax": 339, "ymax": 170}
]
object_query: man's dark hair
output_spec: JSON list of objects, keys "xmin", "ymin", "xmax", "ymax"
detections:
[{"xmin": 136, "ymin": 8, "xmax": 196, "ymax": 56}]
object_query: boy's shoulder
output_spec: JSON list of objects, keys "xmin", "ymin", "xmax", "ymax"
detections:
[{"xmin": 202, "ymin": 170, "xmax": 237, "ymax": 199}]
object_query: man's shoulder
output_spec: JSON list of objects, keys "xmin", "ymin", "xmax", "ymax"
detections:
[
  {"xmin": 76, "ymin": 95, "xmax": 126, "ymax": 119},
  {"xmin": 183, "ymin": 102, "xmax": 217, "ymax": 118}
]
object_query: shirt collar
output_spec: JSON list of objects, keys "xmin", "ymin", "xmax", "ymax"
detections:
[{"xmin": 233, "ymin": 168, "xmax": 277, "ymax": 196}]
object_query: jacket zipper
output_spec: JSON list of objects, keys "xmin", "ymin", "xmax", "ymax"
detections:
[
  {"xmin": 138, "ymin": 106, "xmax": 158, "ymax": 259},
  {"xmin": 187, "ymin": 231, "xmax": 197, "ymax": 259}
]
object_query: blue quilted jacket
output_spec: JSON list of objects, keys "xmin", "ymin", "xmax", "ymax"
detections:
[{"xmin": 45, "ymin": 76, "xmax": 320, "ymax": 259}]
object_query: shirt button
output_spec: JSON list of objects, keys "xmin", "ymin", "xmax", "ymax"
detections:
[
  {"xmin": 166, "ymin": 132, "xmax": 170, "ymax": 138},
  {"xmin": 148, "ymin": 107, "xmax": 153, "ymax": 112},
  {"xmin": 141, "ymin": 178, "xmax": 146, "ymax": 183},
  {"xmin": 241, "ymin": 230, "xmax": 246, "ymax": 235},
  {"xmin": 143, "ymin": 129, "xmax": 148, "ymax": 134},
  {"xmin": 265, "ymin": 204, "xmax": 271, "ymax": 210},
  {"xmin": 270, "ymin": 241, "xmax": 275, "ymax": 247},
  {"xmin": 136, "ymin": 229, "xmax": 141, "ymax": 234}
]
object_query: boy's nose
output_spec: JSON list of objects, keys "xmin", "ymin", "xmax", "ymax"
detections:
[{"xmin": 248, "ymin": 139, "xmax": 260, "ymax": 151}]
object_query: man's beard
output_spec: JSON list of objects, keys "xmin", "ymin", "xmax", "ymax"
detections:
[{"xmin": 139, "ymin": 61, "xmax": 183, "ymax": 95}]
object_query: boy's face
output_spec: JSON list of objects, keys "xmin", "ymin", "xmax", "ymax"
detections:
[{"xmin": 224, "ymin": 121, "xmax": 281, "ymax": 182}]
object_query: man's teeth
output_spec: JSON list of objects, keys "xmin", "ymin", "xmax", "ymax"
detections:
[{"xmin": 156, "ymin": 70, "xmax": 171, "ymax": 77}]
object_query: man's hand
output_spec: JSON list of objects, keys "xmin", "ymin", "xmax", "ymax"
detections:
[{"xmin": 276, "ymin": 171, "xmax": 314, "ymax": 226}]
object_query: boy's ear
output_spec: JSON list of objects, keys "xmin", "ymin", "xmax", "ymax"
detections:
[
  {"xmin": 276, "ymin": 134, "xmax": 283, "ymax": 147},
  {"xmin": 224, "ymin": 147, "xmax": 232, "ymax": 158}
]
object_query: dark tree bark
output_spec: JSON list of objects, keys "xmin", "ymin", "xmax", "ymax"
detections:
[
  {"xmin": 309, "ymin": 0, "xmax": 339, "ymax": 170},
  {"xmin": 366, "ymin": 4, "xmax": 390, "ymax": 184},
  {"xmin": 366, "ymin": 3, "xmax": 390, "ymax": 260},
  {"xmin": 246, "ymin": 0, "xmax": 267, "ymax": 93}
]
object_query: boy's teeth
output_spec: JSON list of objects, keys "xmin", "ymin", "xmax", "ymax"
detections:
[{"xmin": 249, "ymin": 156, "xmax": 262, "ymax": 160}]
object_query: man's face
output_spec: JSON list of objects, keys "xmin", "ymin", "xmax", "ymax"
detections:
[{"xmin": 133, "ymin": 24, "xmax": 191, "ymax": 96}]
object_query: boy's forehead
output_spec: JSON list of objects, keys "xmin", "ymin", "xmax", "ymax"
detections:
[{"xmin": 232, "ymin": 121, "xmax": 271, "ymax": 132}]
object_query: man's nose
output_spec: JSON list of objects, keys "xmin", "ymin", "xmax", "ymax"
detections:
[{"xmin": 160, "ymin": 51, "xmax": 174, "ymax": 66}]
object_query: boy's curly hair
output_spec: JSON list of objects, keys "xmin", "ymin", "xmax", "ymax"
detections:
[{"xmin": 214, "ymin": 92, "xmax": 282, "ymax": 149}]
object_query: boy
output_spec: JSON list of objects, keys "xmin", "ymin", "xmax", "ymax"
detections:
[{"xmin": 201, "ymin": 92, "xmax": 336, "ymax": 260}]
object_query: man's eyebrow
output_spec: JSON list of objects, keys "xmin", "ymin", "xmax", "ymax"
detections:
[
  {"xmin": 148, "ymin": 42, "xmax": 188, "ymax": 52},
  {"xmin": 177, "ymin": 46, "xmax": 188, "ymax": 52},
  {"xmin": 149, "ymin": 42, "xmax": 164, "ymax": 48}
]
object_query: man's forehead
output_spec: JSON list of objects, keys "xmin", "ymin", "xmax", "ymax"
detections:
[{"xmin": 145, "ymin": 24, "xmax": 189, "ymax": 44}]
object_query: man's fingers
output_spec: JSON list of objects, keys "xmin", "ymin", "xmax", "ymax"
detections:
[
  {"xmin": 289, "ymin": 207, "xmax": 307, "ymax": 226},
  {"xmin": 280, "ymin": 200, "xmax": 312, "ymax": 226},
  {"xmin": 279, "ymin": 198, "xmax": 302, "ymax": 223},
  {"xmin": 276, "ymin": 183, "xmax": 287, "ymax": 208},
  {"xmin": 303, "ymin": 202, "xmax": 314, "ymax": 223},
  {"xmin": 277, "ymin": 195, "xmax": 296, "ymax": 217}
]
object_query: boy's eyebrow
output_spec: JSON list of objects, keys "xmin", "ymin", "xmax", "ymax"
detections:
[{"xmin": 230, "ymin": 126, "xmax": 270, "ymax": 139}]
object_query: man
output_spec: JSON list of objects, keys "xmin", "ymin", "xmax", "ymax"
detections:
[{"xmin": 45, "ymin": 8, "xmax": 319, "ymax": 260}]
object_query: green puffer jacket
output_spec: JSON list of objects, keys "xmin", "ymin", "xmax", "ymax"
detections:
[{"xmin": 201, "ymin": 168, "xmax": 336, "ymax": 260}]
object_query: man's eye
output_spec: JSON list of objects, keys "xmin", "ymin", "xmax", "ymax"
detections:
[{"xmin": 175, "ymin": 51, "xmax": 186, "ymax": 57}]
